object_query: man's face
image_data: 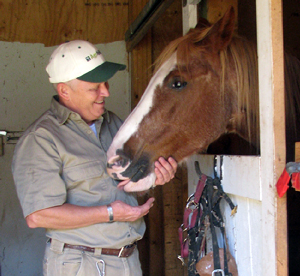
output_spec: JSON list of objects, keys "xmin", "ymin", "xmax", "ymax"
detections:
[{"xmin": 62, "ymin": 79, "xmax": 110, "ymax": 125}]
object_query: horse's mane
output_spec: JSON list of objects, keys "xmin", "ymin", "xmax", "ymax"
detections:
[{"xmin": 154, "ymin": 25, "xmax": 260, "ymax": 147}]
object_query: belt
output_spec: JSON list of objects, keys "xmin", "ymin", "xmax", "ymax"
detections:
[{"xmin": 54, "ymin": 239, "xmax": 137, "ymax": 258}]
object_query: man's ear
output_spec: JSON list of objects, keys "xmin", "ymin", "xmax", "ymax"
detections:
[{"xmin": 57, "ymin": 83, "xmax": 71, "ymax": 101}]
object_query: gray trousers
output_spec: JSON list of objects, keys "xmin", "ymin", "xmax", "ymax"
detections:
[{"xmin": 43, "ymin": 239, "xmax": 143, "ymax": 276}]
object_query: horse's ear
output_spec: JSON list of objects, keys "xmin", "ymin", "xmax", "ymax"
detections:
[
  {"xmin": 195, "ymin": 17, "xmax": 211, "ymax": 29},
  {"xmin": 208, "ymin": 6, "xmax": 235, "ymax": 51}
]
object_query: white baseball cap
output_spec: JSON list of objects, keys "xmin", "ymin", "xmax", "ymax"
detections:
[{"xmin": 46, "ymin": 40, "xmax": 126, "ymax": 83}]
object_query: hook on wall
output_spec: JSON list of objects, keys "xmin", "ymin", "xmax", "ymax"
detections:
[{"xmin": 214, "ymin": 155, "xmax": 224, "ymax": 180}]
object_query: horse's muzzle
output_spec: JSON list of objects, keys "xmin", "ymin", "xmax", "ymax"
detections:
[{"xmin": 106, "ymin": 149, "xmax": 152, "ymax": 183}]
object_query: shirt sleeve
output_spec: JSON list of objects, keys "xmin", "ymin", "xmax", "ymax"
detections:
[{"xmin": 12, "ymin": 129, "xmax": 67, "ymax": 218}]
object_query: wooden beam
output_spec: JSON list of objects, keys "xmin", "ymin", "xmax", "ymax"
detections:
[
  {"xmin": 256, "ymin": 0, "xmax": 287, "ymax": 274},
  {"xmin": 271, "ymin": 0, "xmax": 288, "ymax": 273},
  {"xmin": 126, "ymin": 0, "xmax": 176, "ymax": 52}
]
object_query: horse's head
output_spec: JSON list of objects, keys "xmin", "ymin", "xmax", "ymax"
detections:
[{"xmin": 107, "ymin": 7, "xmax": 258, "ymax": 192}]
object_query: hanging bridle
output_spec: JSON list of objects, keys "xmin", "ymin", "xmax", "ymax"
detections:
[{"xmin": 178, "ymin": 161, "xmax": 237, "ymax": 276}]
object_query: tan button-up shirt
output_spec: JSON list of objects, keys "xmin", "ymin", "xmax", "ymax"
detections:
[{"xmin": 12, "ymin": 96, "xmax": 145, "ymax": 248}]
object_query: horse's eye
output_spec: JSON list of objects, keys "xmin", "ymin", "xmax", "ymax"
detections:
[{"xmin": 169, "ymin": 78, "xmax": 187, "ymax": 90}]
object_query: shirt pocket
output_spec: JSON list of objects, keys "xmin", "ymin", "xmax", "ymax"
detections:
[
  {"xmin": 62, "ymin": 160, "xmax": 116, "ymax": 205},
  {"xmin": 62, "ymin": 160, "xmax": 106, "ymax": 183}
]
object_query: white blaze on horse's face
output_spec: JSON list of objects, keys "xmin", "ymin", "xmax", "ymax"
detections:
[{"xmin": 107, "ymin": 53, "xmax": 177, "ymax": 192}]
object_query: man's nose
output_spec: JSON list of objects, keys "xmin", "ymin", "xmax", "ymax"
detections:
[{"xmin": 100, "ymin": 82, "xmax": 110, "ymax": 97}]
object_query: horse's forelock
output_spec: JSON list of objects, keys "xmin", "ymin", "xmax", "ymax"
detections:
[{"xmin": 153, "ymin": 25, "xmax": 213, "ymax": 74}]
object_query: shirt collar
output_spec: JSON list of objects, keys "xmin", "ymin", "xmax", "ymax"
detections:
[{"xmin": 50, "ymin": 95, "xmax": 106, "ymax": 125}]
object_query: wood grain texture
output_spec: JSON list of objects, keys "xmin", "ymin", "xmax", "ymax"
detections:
[{"xmin": 0, "ymin": 0, "xmax": 129, "ymax": 46}]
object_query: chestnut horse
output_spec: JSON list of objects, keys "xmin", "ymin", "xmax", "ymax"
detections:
[{"xmin": 107, "ymin": 7, "xmax": 300, "ymax": 192}]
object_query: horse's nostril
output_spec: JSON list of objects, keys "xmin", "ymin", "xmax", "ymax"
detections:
[
  {"xmin": 107, "ymin": 154, "xmax": 131, "ymax": 181},
  {"xmin": 107, "ymin": 153, "xmax": 130, "ymax": 169},
  {"xmin": 114, "ymin": 156, "xmax": 128, "ymax": 168},
  {"xmin": 116, "ymin": 149, "xmax": 131, "ymax": 168}
]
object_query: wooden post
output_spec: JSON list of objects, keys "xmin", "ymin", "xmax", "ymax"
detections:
[
  {"xmin": 271, "ymin": 0, "xmax": 288, "ymax": 274},
  {"xmin": 256, "ymin": 0, "xmax": 287, "ymax": 274}
]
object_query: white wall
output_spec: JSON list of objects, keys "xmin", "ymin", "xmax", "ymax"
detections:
[{"xmin": 0, "ymin": 40, "xmax": 130, "ymax": 276}]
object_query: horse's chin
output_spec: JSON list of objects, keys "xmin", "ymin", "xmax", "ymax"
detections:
[{"xmin": 117, "ymin": 173, "xmax": 156, "ymax": 192}]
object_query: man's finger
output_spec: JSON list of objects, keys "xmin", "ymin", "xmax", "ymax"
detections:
[
  {"xmin": 139, "ymin": 197, "xmax": 155, "ymax": 216},
  {"xmin": 154, "ymin": 157, "xmax": 177, "ymax": 185}
]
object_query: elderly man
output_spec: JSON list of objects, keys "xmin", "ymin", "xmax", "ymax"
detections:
[{"xmin": 12, "ymin": 40, "xmax": 177, "ymax": 276}]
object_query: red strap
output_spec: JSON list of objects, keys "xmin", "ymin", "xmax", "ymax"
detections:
[
  {"xmin": 179, "ymin": 174, "xmax": 207, "ymax": 259},
  {"xmin": 292, "ymin": 172, "xmax": 300, "ymax": 191},
  {"xmin": 178, "ymin": 227, "xmax": 189, "ymax": 258},
  {"xmin": 276, "ymin": 168, "xmax": 290, "ymax": 197},
  {"xmin": 183, "ymin": 174, "xmax": 207, "ymax": 229}
]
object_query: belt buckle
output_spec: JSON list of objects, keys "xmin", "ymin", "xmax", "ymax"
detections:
[{"xmin": 118, "ymin": 246, "xmax": 125, "ymax": 258}]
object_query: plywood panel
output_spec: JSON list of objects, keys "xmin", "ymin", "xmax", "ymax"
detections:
[
  {"xmin": 130, "ymin": 32, "xmax": 152, "ymax": 109},
  {"xmin": 163, "ymin": 164, "xmax": 188, "ymax": 276},
  {"xmin": 129, "ymin": 0, "xmax": 152, "ymax": 109},
  {"xmin": 129, "ymin": 2, "xmax": 155, "ymax": 274},
  {"xmin": 295, "ymin": 142, "xmax": 300, "ymax": 162},
  {"xmin": 129, "ymin": 1, "xmax": 184, "ymax": 276},
  {"xmin": 0, "ymin": 0, "xmax": 129, "ymax": 46},
  {"xmin": 207, "ymin": 0, "xmax": 238, "ymax": 26},
  {"xmin": 221, "ymin": 156, "xmax": 261, "ymax": 200},
  {"xmin": 224, "ymin": 196, "xmax": 263, "ymax": 276}
]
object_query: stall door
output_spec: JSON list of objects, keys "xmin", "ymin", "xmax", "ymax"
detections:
[{"xmin": 183, "ymin": 0, "xmax": 287, "ymax": 274}]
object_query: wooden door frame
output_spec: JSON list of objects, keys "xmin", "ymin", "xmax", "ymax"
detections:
[{"xmin": 256, "ymin": 0, "xmax": 288, "ymax": 274}]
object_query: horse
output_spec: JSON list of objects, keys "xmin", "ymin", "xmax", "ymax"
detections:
[{"xmin": 106, "ymin": 6, "xmax": 300, "ymax": 192}]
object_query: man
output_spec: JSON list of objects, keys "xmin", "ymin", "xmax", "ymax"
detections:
[{"xmin": 12, "ymin": 40, "xmax": 177, "ymax": 276}]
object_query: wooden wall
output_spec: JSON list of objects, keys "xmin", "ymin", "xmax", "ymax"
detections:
[
  {"xmin": 128, "ymin": 1, "xmax": 188, "ymax": 276},
  {"xmin": 0, "ymin": 0, "xmax": 129, "ymax": 46}
]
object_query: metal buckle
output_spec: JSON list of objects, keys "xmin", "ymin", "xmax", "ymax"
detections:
[
  {"xmin": 186, "ymin": 192, "xmax": 199, "ymax": 210},
  {"xmin": 212, "ymin": 269, "xmax": 225, "ymax": 276},
  {"xmin": 186, "ymin": 200, "xmax": 199, "ymax": 211},
  {"xmin": 186, "ymin": 192, "xmax": 195, "ymax": 203},
  {"xmin": 118, "ymin": 246, "xmax": 125, "ymax": 258},
  {"xmin": 180, "ymin": 223, "xmax": 188, "ymax": 232},
  {"xmin": 177, "ymin": 255, "xmax": 185, "ymax": 266}
]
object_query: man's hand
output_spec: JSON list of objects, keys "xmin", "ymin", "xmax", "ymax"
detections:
[
  {"xmin": 111, "ymin": 198, "xmax": 155, "ymax": 221},
  {"xmin": 154, "ymin": 157, "xmax": 177, "ymax": 186}
]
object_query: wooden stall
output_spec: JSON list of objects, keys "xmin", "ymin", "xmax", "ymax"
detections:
[
  {"xmin": 128, "ymin": 0, "xmax": 298, "ymax": 275},
  {"xmin": 1, "ymin": 0, "xmax": 300, "ymax": 275}
]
